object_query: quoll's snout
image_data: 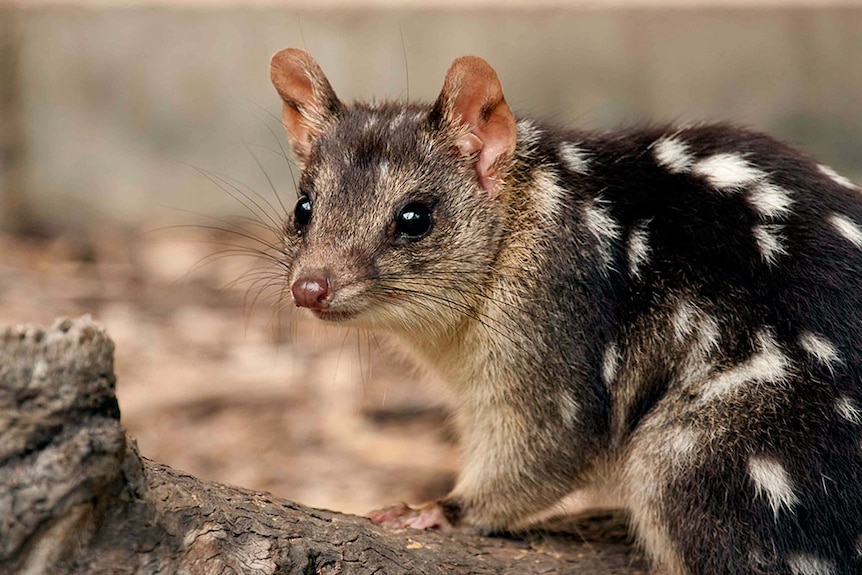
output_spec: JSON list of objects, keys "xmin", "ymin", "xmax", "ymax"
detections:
[{"xmin": 291, "ymin": 273, "xmax": 331, "ymax": 309}]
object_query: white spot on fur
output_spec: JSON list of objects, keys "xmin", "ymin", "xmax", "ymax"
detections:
[
  {"xmin": 627, "ymin": 220, "xmax": 651, "ymax": 278},
  {"xmin": 699, "ymin": 329, "xmax": 789, "ymax": 403},
  {"xmin": 583, "ymin": 199, "xmax": 621, "ymax": 266},
  {"xmin": 749, "ymin": 549, "xmax": 766, "ymax": 566},
  {"xmin": 622, "ymin": 423, "xmax": 692, "ymax": 574},
  {"xmin": 663, "ymin": 427, "xmax": 699, "ymax": 466},
  {"xmin": 517, "ymin": 119, "xmax": 542, "ymax": 149},
  {"xmin": 378, "ymin": 160, "xmax": 391, "ymax": 179},
  {"xmin": 799, "ymin": 332, "xmax": 841, "ymax": 370},
  {"xmin": 748, "ymin": 456, "xmax": 800, "ymax": 518},
  {"xmin": 559, "ymin": 390, "xmax": 581, "ymax": 426},
  {"xmin": 829, "ymin": 213, "xmax": 862, "ymax": 249},
  {"xmin": 652, "ymin": 136, "xmax": 694, "ymax": 174},
  {"xmin": 856, "ymin": 534, "xmax": 862, "ymax": 557},
  {"xmin": 602, "ymin": 343, "xmax": 620, "ymax": 387},
  {"xmin": 819, "ymin": 164, "xmax": 857, "ymax": 190},
  {"xmin": 753, "ymin": 224, "xmax": 788, "ymax": 265},
  {"xmin": 672, "ymin": 300, "xmax": 721, "ymax": 388},
  {"xmin": 693, "ymin": 153, "xmax": 764, "ymax": 191},
  {"xmin": 363, "ymin": 115, "xmax": 379, "ymax": 132},
  {"xmin": 748, "ymin": 183, "xmax": 794, "ymax": 219},
  {"xmin": 339, "ymin": 149, "xmax": 355, "ymax": 166},
  {"xmin": 788, "ymin": 554, "xmax": 835, "ymax": 575},
  {"xmin": 672, "ymin": 300, "xmax": 719, "ymax": 348},
  {"xmin": 836, "ymin": 396, "xmax": 862, "ymax": 424},
  {"xmin": 558, "ymin": 142, "xmax": 590, "ymax": 174},
  {"xmin": 699, "ymin": 319, "xmax": 722, "ymax": 354},
  {"xmin": 531, "ymin": 169, "xmax": 566, "ymax": 225},
  {"xmin": 389, "ymin": 110, "xmax": 409, "ymax": 131},
  {"xmin": 697, "ymin": 322, "xmax": 721, "ymax": 355},
  {"xmin": 673, "ymin": 300, "xmax": 697, "ymax": 342}
]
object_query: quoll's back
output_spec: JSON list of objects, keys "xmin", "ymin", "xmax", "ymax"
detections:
[{"xmin": 270, "ymin": 48, "xmax": 862, "ymax": 574}]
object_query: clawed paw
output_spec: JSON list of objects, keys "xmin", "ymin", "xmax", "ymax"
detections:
[{"xmin": 368, "ymin": 502, "xmax": 454, "ymax": 532}]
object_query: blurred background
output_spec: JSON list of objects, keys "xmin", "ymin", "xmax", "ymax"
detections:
[{"xmin": 1, "ymin": 0, "xmax": 861, "ymax": 518}]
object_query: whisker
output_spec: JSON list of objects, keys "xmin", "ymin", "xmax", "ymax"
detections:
[
  {"xmin": 264, "ymin": 116, "xmax": 299, "ymax": 194},
  {"xmin": 244, "ymin": 99, "xmax": 300, "ymax": 194},
  {"xmin": 243, "ymin": 278, "xmax": 284, "ymax": 329},
  {"xmin": 144, "ymin": 205, "xmax": 281, "ymax": 243},
  {"xmin": 356, "ymin": 329, "xmax": 369, "ymax": 396},
  {"xmin": 244, "ymin": 142, "xmax": 292, "ymax": 164},
  {"xmin": 158, "ymin": 223, "xmax": 283, "ymax": 255},
  {"xmin": 179, "ymin": 162, "xmax": 278, "ymax": 228},
  {"xmin": 332, "ymin": 327, "xmax": 354, "ymax": 391},
  {"xmin": 375, "ymin": 285, "xmax": 531, "ymax": 357},
  {"xmin": 244, "ymin": 139, "xmax": 289, "ymax": 218},
  {"xmin": 154, "ymin": 222, "xmax": 283, "ymax": 259},
  {"xmin": 224, "ymin": 269, "xmax": 284, "ymax": 291},
  {"xmin": 201, "ymin": 169, "xmax": 284, "ymax": 232},
  {"xmin": 372, "ymin": 272, "xmax": 549, "ymax": 326},
  {"xmin": 399, "ymin": 26, "xmax": 410, "ymax": 102}
]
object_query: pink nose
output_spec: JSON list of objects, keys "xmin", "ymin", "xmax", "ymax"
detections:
[{"xmin": 291, "ymin": 275, "xmax": 331, "ymax": 309}]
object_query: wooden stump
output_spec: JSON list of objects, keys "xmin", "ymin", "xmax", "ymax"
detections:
[{"xmin": 0, "ymin": 317, "xmax": 647, "ymax": 574}]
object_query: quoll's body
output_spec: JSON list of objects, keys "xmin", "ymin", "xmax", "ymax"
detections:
[{"xmin": 270, "ymin": 49, "xmax": 862, "ymax": 574}]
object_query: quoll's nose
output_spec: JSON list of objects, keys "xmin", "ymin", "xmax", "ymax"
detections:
[{"xmin": 291, "ymin": 274, "xmax": 331, "ymax": 310}]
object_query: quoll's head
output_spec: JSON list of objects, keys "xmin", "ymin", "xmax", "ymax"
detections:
[{"xmin": 270, "ymin": 48, "xmax": 517, "ymax": 335}]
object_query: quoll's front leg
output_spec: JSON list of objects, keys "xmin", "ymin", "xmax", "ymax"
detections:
[{"xmin": 368, "ymin": 394, "xmax": 595, "ymax": 535}]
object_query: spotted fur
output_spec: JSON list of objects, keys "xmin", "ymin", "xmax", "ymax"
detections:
[{"xmin": 271, "ymin": 49, "xmax": 862, "ymax": 574}]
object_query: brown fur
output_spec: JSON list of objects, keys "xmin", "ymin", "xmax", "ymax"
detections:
[{"xmin": 270, "ymin": 49, "xmax": 862, "ymax": 574}]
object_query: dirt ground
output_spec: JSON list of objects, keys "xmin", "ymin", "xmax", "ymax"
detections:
[{"xmin": 0, "ymin": 224, "xmax": 459, "ymax": 517}]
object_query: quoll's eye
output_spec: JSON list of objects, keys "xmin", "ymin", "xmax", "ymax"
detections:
[
  {"xmin": 395, "ymin": 202, "xmax": 433, "ymax": 241},
  {"xmin": 294, "ymin": 194, "xmax": 312, "ymax": 231}
]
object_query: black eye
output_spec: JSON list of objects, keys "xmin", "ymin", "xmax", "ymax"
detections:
[
  {"xmin": 294, "ymin": 195, "xmax": 312, "ymax": 231},
  {"xmin": 395, "ymin": 202, "xmax": 433, "ymax": 241}
]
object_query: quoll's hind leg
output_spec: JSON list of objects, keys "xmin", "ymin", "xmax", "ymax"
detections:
[{"xmin": 622, "ymin": 393, "xmax": 862, "ymax": 575}]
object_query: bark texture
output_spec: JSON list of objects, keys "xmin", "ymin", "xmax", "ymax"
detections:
[{"xmin": 0, "ymin": 317, "xmax": 647, "ymax": 574}]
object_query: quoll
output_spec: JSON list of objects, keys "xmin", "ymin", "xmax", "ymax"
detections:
[{"xmin": 269, "ymin": 48, "xmax": 862, "ymax": 574}]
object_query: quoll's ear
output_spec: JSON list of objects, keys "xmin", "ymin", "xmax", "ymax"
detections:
[
  {"xmin": 270, "ymin": 48, "xmax": 342, "ymax": 165},
  {"xmin": 433, "ymin": 56, "xmax": 517, "ymax": 196}
]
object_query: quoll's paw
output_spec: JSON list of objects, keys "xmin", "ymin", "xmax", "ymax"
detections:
[{"xmin": 368, "ymin": 502, "xmax": 455, "ymax": 532}]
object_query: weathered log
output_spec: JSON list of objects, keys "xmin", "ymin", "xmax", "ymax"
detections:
[{"xmin": 0, "ymin": 317, "xmax": 647, "ymax": 574}]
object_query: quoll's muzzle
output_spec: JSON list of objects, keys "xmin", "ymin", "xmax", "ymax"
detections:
[{"xmin": 291, "ymin": 273, "xmax": 331, "ymax": 310}]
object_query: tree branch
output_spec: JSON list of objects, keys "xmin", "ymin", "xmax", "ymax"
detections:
[{"xmin": 0, "ymin": 317, "xmax": 647, "ymax": 574}]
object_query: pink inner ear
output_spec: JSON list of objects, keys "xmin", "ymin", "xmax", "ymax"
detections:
[
  {"xmin": 281, "ymin": 102, "xmax": 314, "ymax": 161},
  {"xmin": 270, "ymin": 48, "xmax": 340, "ymax": 164},
  {"xmin": 475, "ymin": 111, "xmax": 517, "ymax": 193},
  {"xmin": 456, "ymin": 133, "xmax": 484, "ymax": 157},
  {"xmin": 443, "ymin": 56, "xmax": 517, "ymax": 196}
]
